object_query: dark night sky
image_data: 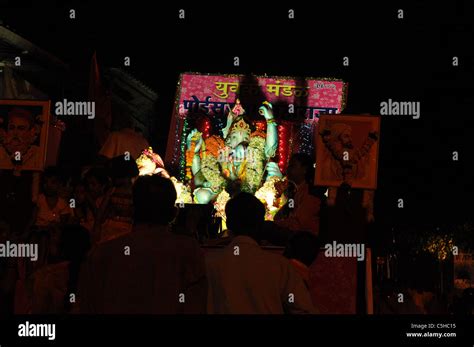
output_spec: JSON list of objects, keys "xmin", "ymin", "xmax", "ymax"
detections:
[{"xmin": 1, "ymin": 1, "xmax": 473, "ymax": 229}]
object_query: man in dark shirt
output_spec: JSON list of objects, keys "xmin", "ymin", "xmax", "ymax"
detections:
[{"xmin": 78, "ymin": 175, "xmax": 207, "ymax": 313}]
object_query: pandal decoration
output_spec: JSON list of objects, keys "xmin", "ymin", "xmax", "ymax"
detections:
[
  {"xmin": 243, "ymin": 134, "xmax": 266, "ymax": 193},
  {"xmin": 182, "ymin": 99, "xmax": 291, "ymax": 222},
  {"xmin": 170, "ymin": 176, "xmax": 193, "ymax": 204},
  {"xmin": 199, "ymin": 135, "xmax": 227, "ymax": 191},
  {"xmin": 214, "ymin": 190, "xmax": 231, "ymax": 221},
  {"xmin": 212, "ymin": 175, "xmax": 287, "ymax": 222},
  {"xmin": 134, "ymin": 145, "xmax": 291, "ymax": 225},
  {"xmin": 255, "ymin": 176, "xmax": 287, "ymax": 221},
  {"xmin": 185, "ymin": 130, "xmax": 202, "ymax": 181},
  {"xmin": 201, "ymin": 155, "xmax": 226, "ymax": 192},
  {"xmin": 136, "ymin": 97, "xmax": 293, "ymax": 222}
]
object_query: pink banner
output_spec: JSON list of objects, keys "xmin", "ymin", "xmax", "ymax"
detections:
[{"xmin": 178, "ymin": 73, "xmax": 347, "ymax": 118}]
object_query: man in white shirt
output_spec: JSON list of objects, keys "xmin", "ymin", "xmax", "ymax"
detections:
[{"xmin": 206, "ymin": 192, "xmax": 316, "ymax": 314}]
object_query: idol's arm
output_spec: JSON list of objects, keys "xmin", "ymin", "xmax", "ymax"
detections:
[
  {"xmin": 265, "ymin": 120, "xmax": 278, "ymax": 159},
  {"xmin": 187, "ymin": 129, "xmax": 206, "ymax": 186},
  {"xmin": 192, "ymin": 154, "xmax": 206, "ymax": 186},
  {"xmin": 259, "ymin": 102, "xmax": 278, "ymax": 159}
]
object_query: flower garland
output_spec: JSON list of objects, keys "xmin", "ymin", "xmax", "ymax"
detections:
[
  {"xmin": 203, "ymin": 135, "xmax": 224, "ymax": 158},
  {"xmin": 185, "ymin": 148, "xmax": 195, "ymax": 181},
  {"xmin": 243, "ymin": 134, "xmax": 266, "ymax": 193},
  {"xmin": 201, "ymin": 155, "xmax": 226, "ymax": 192},
  {"xmin": 199, "ymin": 136, "xmax": 226, "ymax": 192}
]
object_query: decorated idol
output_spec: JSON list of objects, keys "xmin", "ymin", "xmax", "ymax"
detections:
[{"xmin": 186, "ymin": 99, "xmax": 283, "ymax": 204}]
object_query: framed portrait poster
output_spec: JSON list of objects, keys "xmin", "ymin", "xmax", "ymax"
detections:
[
  {"xmin": 315, "ymin": 115, "xmax": 380, "ymax": 189},
  {"xmin": 0, "ymin": 100, "xmax": 50, "ymax": 171}
]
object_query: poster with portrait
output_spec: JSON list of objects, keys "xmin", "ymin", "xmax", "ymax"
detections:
[
  {"xmin": 0, "ymin": 100, "xmax": 50, "ymax": 171},
  {"xmin": 315, "ymin": 115, "xmax": 380, "ymax": 189}
]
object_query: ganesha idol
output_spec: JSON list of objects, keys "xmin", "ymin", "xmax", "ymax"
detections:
[{"xmin": 185, "ymin": 99, "xmax": 283, "ymax": 204}]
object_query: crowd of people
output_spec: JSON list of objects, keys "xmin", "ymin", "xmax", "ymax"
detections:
[
  {"xmin": 0, "ymin": 148, "xmax": 324, "ymax": 315},
  {"xmin": 0, "ymin": 126, "xmax": 455, "ymax": 315}
]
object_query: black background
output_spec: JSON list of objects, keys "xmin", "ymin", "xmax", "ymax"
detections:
[{"xmin": 1, "ymin": 315, "xmax": 472, "ymax": 346}]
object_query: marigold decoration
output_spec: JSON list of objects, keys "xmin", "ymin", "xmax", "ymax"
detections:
[
  {"xmin": 185, "ymin": 149, "xmax": 194, "ymax": 181},
  {"xmin": 203, "ymin": 135, "xmax": 225, "ymax": 158},
  {"xmin": 251, "ymin": 130, "xmax": 266, "ymax": 139},
  {"xmin": 254, "ymin": 120, "xmax": 266, "ymax": 132}
]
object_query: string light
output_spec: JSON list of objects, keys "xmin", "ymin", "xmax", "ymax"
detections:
[
  {"xmin": 254, "ymin": 120, "xmax": 266, "ymax": 132},
  {"xmin": 299, "ymin": 121, "xmax": 314, "ymax": 156},
  {"xmin": 277, "ymin": 123, "xmax": 290, "ymax": 173},
  {"xmin": 179, "ymin": 117, "xmax": 189, "ymax": 181},
  {"xmin": 288, "ymin": 122, "xmax": 294, "ymax": 168},
  {"xmin": 171, "ymin": 114, "xmax": 182, "ymax": 168},
  {"xmin": 201, "ymin": 117, "xmax": 211, "ymax": 139}
]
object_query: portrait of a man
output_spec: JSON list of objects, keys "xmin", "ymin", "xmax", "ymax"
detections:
[
  {"xmin": 315, "ymin": 115, "xmax": 380, "ymax": 189},
  {"xmin": 0, "ymin": 100, "xmax": 50, "ymax": 171}
]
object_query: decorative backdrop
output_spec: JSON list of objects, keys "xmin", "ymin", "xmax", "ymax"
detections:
[{"xmin": 166, "ymin": 73, "xmax": 347, "ymax": 180}]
